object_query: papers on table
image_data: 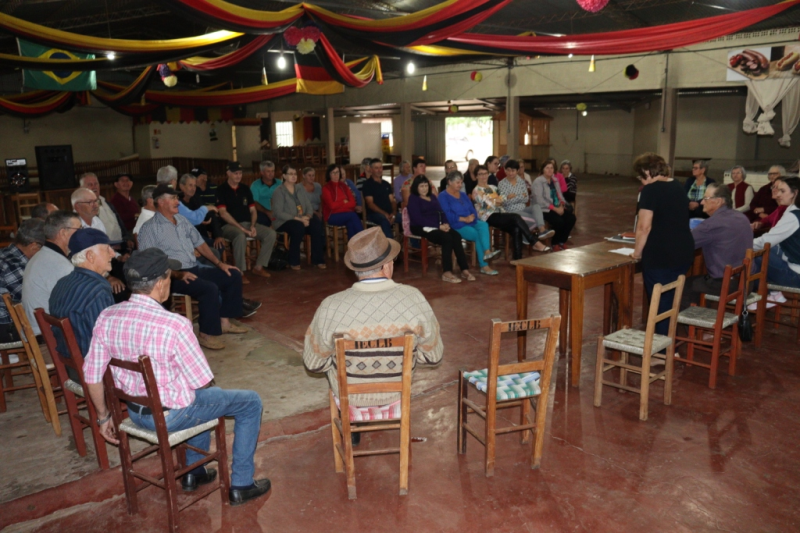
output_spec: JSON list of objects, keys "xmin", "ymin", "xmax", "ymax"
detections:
[{"xmin": 608, "ymin": 247, "xmax": 636, "ymax": 256}]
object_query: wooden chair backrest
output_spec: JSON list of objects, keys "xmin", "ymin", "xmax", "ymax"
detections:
[
  {"xmin": 717, "ymin": 260, "xmax": 749, "ymax": 321},
  {"xmin": 2, "ymin": 294, "xmax": 28, "ymax": 365},
  {"xmin": 333, "ymin": 332, "xmax": 414, "ymax": 418},
  {"xmin": 7, "ymin": 301, "xmax": 49, "ymax": 380},
  {"xmin": 487, "ymin": 316, "xmax": 561, "ymax": 401},
  {"xmin": 745, "ymin": 244, "xmax": 769, "ymax": 298},
  {"xmin": 34, "ymin": 309, "xmax": 87, "ymax": 386},
  {"xmin": 644, "ymin": 275, "xmax": 686, "ymax": 346},
  {"xmin": 103, "ymin": 355, "xmax": 169, "ymax": 440}
]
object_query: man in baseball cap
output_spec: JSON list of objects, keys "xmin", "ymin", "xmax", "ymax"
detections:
[{"xmin": 190, "ymin": 166, "xmax": 218, "ymax": 206}]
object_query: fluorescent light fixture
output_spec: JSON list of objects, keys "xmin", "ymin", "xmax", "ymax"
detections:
[
  {"xmin": 406, "ymin": 62, "xmax": 416, "ymax": 74},
  {"xmin": 277, "ymin": 54, "xmax": 287, "ymax": 69},
  {"xmin": 106, "ymin": 52, "xmax": 115, "ymax": 60}
]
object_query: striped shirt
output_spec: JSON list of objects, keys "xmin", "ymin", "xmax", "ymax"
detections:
[
  {"xmin": 50, "ymin": 268, "xmax": 114, "ymax": 358},
  {"xmin": 83, "ymin": 294, "xmax": 213, "ymax": 409},
  {"xmin": 0, "ymin": 245, "xmax": 28, "ymax": 325},
  {"xmin": 137, "ymin": 212, "xmax": 204, "ymax": 270}
]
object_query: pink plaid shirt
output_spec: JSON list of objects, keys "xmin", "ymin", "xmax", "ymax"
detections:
[{"xmin": 83, "ymin": 294, "xmax": 214, "ymax": 409}]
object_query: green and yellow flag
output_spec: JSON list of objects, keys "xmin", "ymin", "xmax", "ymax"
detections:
[{"xmin": 18, "ymin": 39, "xmax": 96, "ymax": 91}]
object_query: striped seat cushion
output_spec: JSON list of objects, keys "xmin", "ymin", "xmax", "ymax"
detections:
[
  {"xmin": 334, "ymin": 395, "xmax": 401, "ymax": 422},
  {"xmin": 703, "ymin": 292, "xmax": 761, "ymax": 305},
  {"xmin": 463, "ymin": 369, "xmax": 541, "ymax": 400}
]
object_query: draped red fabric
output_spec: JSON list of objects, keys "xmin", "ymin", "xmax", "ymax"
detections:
[
  {"xmin": 178, "ymin": 35, "xmax": 274, "ymax": 71},
  {"xmin": 445, "ymin": 0, "xmax": 800, "ymax": 55},
  {"xmin": 0, "ymin": 91, "xmax": 83, "ymax": 117},
  {"xmin": 318, "ymin": 35, "xmax": 380, "ymax": 88}
]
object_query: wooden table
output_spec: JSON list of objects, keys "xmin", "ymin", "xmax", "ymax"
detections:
[{"xmin": 513, "ymin": 241, "xmax": 638, "ymax": 387}]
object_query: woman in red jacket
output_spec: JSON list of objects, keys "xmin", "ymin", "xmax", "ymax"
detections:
[{"xmin": 322, "ymin": 163, "xmax": 364, "ymax": 240}]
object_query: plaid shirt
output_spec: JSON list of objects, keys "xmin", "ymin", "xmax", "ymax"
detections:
[
  {"xmin": 83, "ymin": 294, "xmax": 213, "ymax": 409},
  {"xmin": 0, "ymin": 245, "xmax": 28, "ymax": 325}
]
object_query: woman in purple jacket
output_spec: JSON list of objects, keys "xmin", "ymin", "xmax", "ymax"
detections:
[{"xmin": 407, "ymin": 176, "xmax": 474, "ymax": 282}]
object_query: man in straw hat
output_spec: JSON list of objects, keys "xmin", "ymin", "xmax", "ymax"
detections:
[{"xmin": 303, "ymin": 227, "xmax": 443, "ymax": 441}]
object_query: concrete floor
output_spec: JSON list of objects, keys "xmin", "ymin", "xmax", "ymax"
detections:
[{"xmin": 2, "ymin": 174, "xmax": 800, "ymax": 532}]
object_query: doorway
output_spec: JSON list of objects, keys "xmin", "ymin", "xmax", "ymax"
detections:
[{"xmin": 445, "ymin": 116, "xmax": 493, "ymax": 163}]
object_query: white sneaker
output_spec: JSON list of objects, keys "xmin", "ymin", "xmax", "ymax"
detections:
[
  {"xmin": 538, "ymin": 229, "xmax": 556, "ymax": 241},
  {"xmin": 748, "ymin": 302, "xmax": 776, "ymax": 311},
  {"xmin": 9, "ymin": 354, "xmax": 19, "ymax": 364},
  {"xmin": 768, "ymin": 291, "xmax": 787, "ymax": 303}
]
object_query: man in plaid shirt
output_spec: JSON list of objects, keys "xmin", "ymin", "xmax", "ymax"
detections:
[
  {"xmin": 0, "ymin": 219, "xmax": 45, "ymax": 342},
  {"xmin": 83, "ymin": 248, "xmax": 271, "ymax": 506}
]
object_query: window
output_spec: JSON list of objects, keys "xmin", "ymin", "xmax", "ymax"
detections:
[
  {"xmin": 275, "ymin": 121, "xmax": 294, "ymax": 147},
  {"xmin": 362, "ymin": 118, "xmax": 393, "ymax": 149}
]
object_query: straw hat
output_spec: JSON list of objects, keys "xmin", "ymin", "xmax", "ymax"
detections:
[{"xmin": 343, "ymin": 227, "xmax": 401, "ymax": 272}]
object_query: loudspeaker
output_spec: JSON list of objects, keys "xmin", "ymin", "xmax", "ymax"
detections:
[
  {"xmin": 5, "ymin": 158, "xmax": 30, "ymax": 193},
  {"xmin": 35, "ymin": 145, "xmax": 76, "ymax": 191}
]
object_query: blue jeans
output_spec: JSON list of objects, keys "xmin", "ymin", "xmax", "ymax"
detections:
[
  {"xmin": 456, "ymin": 220, "xmax": 491, "ymax": 267},
  {"xmin": 643, "ymin": 263, "xmax": 691, "ymax": 336},
  {"xmin": 755, "ymin": 245, "xmax": 800, "ymax": 289},
  {"xmin": 327, "ymin": 211, "xmax": 364, "ymax": 240},
  {"xmin": 128, "ymin": 387, "xmax": 262, "ymax": 487},
  {"xmin": 366, "ymin": 212, "xmax": 394, "ymax": 238}
]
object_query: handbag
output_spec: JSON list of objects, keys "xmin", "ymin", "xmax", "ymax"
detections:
[{"xmin": 738, "ymin": 309, "xmax": 754, "ymax": 342}]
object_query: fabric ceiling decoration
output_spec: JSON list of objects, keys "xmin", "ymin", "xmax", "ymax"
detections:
[
  {"xmin": 91, "ymin": 67, "xmax": 158, "ymax": 107},
  {"xmin": 154, "ymin": 0, "xmax": 305, "ymax": 33},
  {"xmin": 742, "ymin": 78, "xmax": 800, "ymax": 146},
  {"xmin": 0, "ymin": 90, "xmax": 86, "ymax": 117},
  {"xmin": 177, "ymin": 35, "xmax": 275, "ymax": 71}
]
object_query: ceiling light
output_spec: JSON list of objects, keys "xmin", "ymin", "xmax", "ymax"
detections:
[
  {"xmin": 106, "ymin": 52, "xmax": 115, "ymax": 60},
  {"xmin": 406, "ymin": 62, "xmax": 416, "ymax": 74},
  {"xmin": 277, "ymin": 54, "xmax": 287, "ymax": 69},
  {"xmin": 582, "ymin": 110, "xmax": 588, "ymax": 117},
  {"xmin": 568, "ymin": 53, "xmax": 573, "ymax": 58}
]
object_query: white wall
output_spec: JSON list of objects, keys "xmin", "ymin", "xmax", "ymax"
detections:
[
  {"xmin": 235, "ymin": 125, "xmax": 261, "ymax": 168},
  {"xmin": 549, "ymin": 108, "xmax": 635, "ymax": 175},
  {"xmin": 133, "ymin": 121, "xmax": 233, "ymax": 160},
  {"xmin": 0, "ymin": 105, "xmax": 134, "ymax": 164}
]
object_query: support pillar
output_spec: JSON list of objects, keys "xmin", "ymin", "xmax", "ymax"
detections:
[
  {"xmin": 657, "ymin": 55, "xmax": 678, "ymax": 170},
  {"xmin": 401, "ymin": 102, "xmax": 414, "ymax": 163},
  {"xmin": 326, "ymin": 106, "xmax": 336, "ymax": 165},
  {"xmin": 506, "ymin": 95, "xmax": 520, "ymax": 159}
]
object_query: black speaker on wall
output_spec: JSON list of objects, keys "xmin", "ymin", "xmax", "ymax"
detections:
[{"xmin": 35, "ymin": 145, "xmax": 76, "ymax": 191}]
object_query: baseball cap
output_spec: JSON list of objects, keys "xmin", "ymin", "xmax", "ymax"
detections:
[
  {"xmin": 227, "ymin": 161, "xmax": 242, "ymax": 172},
  {"xmin": 123, "ymin": 248, "xmax": 181, "ymax": 284},
  {"xmin": 68, "ymin": 228, "xmax": 110, "ymax": 258},
  {"xmin": 190, "ymin": 167, "xmax": 207, "ymax": 178},
  {"xmin": 152, "ymin": 183, "xmax": 179, "ymax": 201}
]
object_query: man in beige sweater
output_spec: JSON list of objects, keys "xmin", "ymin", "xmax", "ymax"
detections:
[{"xmin": 303, "ymin": 227, "xmax": 443, "ymax": 423}]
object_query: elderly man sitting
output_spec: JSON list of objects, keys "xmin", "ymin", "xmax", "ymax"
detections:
[
  {"xmin": 82, "ymin": 248, "xmax": 271, "ymax": 505},
  {"xmin": 49, "ymin": 229, "xmax": 117, "ymax": 357},
  {"xmin": 138, "ymin": 184, "xmax": 258, "ymax": 351},
  {"xmin": 682, "ymin": 184, "xmax": 752, "ymax": 307},
  {"xmin": 31, "ymin": 202, "xmax": 58, "ymax": 220},
  {"xmin": 0, "ymin": 219, "xmax": 45, "ymax": 343},
  {"xmin": 132, "ymin": 185, "xmax": 157, "ymax": 235},
  {"xmin": 157, "ymin": 165, "xmax": 217, "ymax": 226},
  {"xmin": 22, "ymin": 211, "xmax": 80, "ymax": 335},
  {"xmin": 79, "ymin": 173, "xmax": 133, "ymax": 251},
  {"xmin": 304, "ymin": 227, "xmax": 443, "ymax": 443}
]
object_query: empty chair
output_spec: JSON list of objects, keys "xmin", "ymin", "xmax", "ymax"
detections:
[
  {"xmin": 594, "ymin": 276, "xmax": 685, "ymax": 421},
  {"xmin": 457, "ymin": 316, "xmax": 559, "ymax": 477}
]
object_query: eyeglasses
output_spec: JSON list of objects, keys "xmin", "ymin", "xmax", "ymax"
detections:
[
  {"xmin": 75, "ymin": 199, "xmax": 98, "ymax": 205},
  {"xmin": 768, "ymin": 172, "xmax": 781, "ymax": 176}
]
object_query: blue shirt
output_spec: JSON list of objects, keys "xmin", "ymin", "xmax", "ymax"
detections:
[
  {"xmin": 178, "ymin": 202, "xmax": 208, "ymax": 226},
  {"xmin": 438, "ymin": 190, "xmax": 479, "ymax": 230},
  {"xmin": 0, "ymin": 245, "xmax": 27, "ymax": 325},
  {"xmin": 49, "ymin": 267, "xmax": 114, "ymax": 359},
  {"xmin": 138, "ymin": 212, "xmax": 205, "ymax": 270},
  {"xmin": 251, "ymin": 178, "xmax": 282, "ymax": 210}
]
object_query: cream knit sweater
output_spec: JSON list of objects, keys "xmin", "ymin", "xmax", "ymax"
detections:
[{"xmin": 303, "ymin": 279, "xmax": 443, "ymax": 406}]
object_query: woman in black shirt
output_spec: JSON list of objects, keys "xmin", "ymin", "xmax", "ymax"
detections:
[{"xmin": 632, "ymin": 153, "xmax": 694, "ymax": 335}]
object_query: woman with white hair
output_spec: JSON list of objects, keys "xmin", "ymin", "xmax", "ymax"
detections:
[{"xmin": 728, "ymin": 165, "xmax": 754, "ymax": 213}]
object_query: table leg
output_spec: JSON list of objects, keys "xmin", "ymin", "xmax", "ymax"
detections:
[
  {"xmin": 558, "ymin": 288, "xmax": 569, "ymax": 357},
  {"xmin": 603, "ymin": 283, "xmax": 615, "ymax": 335},
  {"xmin": 570, "ymin": 277, "xmax": 585, "ymax": 388},
  {"xmin": 516, "ymin": 265, "xmax": 528, "ymax": 361},
  {"xmin": 620, "ymin": 265, "xmax": 634, "ymax": 329}
]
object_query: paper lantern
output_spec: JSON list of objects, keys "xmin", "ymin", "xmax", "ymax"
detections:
[
  {"xmin": 576, "ymin": 0, "xmax": 610, "ymax": 13},
  {"xmin": 285, "ymin": 25, "xmax": 321, "ymax": 55},
  {"xmin": 624, "ymin": 65, "xmax": 639, "ymax": 80},
  {"xmin": 157, "ymin": 63, "xmax": 177, "ymax": 87},
  {"xmin": 450, "ymin": 105, "xmax": 459, "ymax": 113},
  {"xmin": 470, "ymin": 71, "xmax": 483, "ymax": 82},
  {"xmin": 576, "ymin": 103, "xmax": 587, "ymax": 112}
]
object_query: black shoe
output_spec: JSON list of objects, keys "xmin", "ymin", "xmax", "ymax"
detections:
[
  {"xmin": 243, "ymin": 298, "xmax": 262, "ymax": 311},
  {"xmin": 229, "ymin": 478, "xmax": 272, "ymax": 506},
  {"xmin": 181, "ymin": 468, "xmax": 217, "ymax": 492},
  {"xmin": 351, "ymin": 432, "xmax": 361, "ymax": 447},
  {"xmin": 241, "ymin": 306, "xmax": 258, "ymax": 319}
]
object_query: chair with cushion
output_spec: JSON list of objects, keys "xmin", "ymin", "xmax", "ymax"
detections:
[
  {"xmin": 594, "ymin": 276, "xmax": 685, "ymax": 421},
  {"xmin": 329, "ymin": 332, "xmax": 414, "ymax": 499},
  {"xmin": 457, "ymin": 316, "xmax": 560, "ymax": 477},
  {"xmin": 104, "ymin": 355, "xmax": 229, "ymax": 533},
  {"xmin": 35, "ymin": 308, "xmax": 110, "ymax": 469},
  {"xmin": 675, "ymin": 261, "xmax": 748, "ymax": 389},
  {"xmin": 701, "ymin": 245, "xmax": 769, "ymax": 348}
]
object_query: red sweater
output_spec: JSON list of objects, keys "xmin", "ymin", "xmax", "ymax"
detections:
[{"xmin": 322, "ymin": 181, "xmax": 356, "ymax": 221}]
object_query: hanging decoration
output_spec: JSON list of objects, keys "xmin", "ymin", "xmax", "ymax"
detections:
[
  {"xmin": 449, "ymin": 104, "xmax": 459, "ymax": 113},
  {"xmin": 588, "ymin": 55, "xmax": 595, "ymax": 72},
  {"xmin": 470, "ymin": 71, "xmax": 482, "ymax": 82},
  {"xmin": 624, "ymin": 64, "xmax": 639, "ymax": 80},
  {"xmin": 576, "ymin": 0, "xmax": 610, "ymax": 13},
  {"xmin": 158, "ymin": 63, "xmax": 178, "ymax": 87},
  {"xmin": 262, "ymin": 66, "xmax": 269, "ymax": 85},
  {"xmin": 422, "ymin": 75, "xmax": 428, "ymax": 91},
  {"xmin": 576, "ymin": 103, "xmax": 587, "ymax": 112},
  {"xmin": 284, "ymin": 25, "xmax": 321, "ymax": 55}
]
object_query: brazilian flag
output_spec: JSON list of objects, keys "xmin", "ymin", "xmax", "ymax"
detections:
[{"xmin": 18, "ymin": 39, "xmax": 97, "ymax": 91}]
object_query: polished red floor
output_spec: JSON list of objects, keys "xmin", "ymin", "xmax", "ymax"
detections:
[{"xmin": 4, "ymin": 175, "xmax": 800, "ymax": 532}]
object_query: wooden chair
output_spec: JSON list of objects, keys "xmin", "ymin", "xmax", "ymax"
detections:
[
  {"xmin": 329, "ymin": 332, "xmax": 414, "ymax": 500},
  {"xmin": 675, "ymin": 261, "xmax": 748, "ymax": 389},
  {"xmin": 104, "ymin": 355, "xmax": 230, "ymax": 533},
  {"xmin": 35, "ymin": 309, "xmax": 111, "ymax": 470},
  {"xmin": 594, "ymin": 276, "xmax": 685, "ymax": 421},
  {"xmin": 767, "ymin": 286, "xmax": 800, "ymax": 342},
  {"xmin": 457, "ymin": 316, "xmax": 560, "ymax": 477},
  {"xmin": 171, "ymin": 293, "xmax": 198, "ymax": 322},
  {"xmin": 324, "ymin": 223, "xmax": 348, "ymax": 262},
  {"xmin": 0, "ymin": 295, "xmax": 26, "ymax": 400},
  {"xmin": 701, "ymin": 245, "xmax": 769, "ymax": 348},
  {"xmin": 401, "ymin": 207, "xmax": 436, "ymax": 275},
  {"xmin": 277, "ymin": 231, "xmax": 312, "ymax": 266}
]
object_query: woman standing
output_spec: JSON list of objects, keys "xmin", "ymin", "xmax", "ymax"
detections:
[
  {"xmin": 531, "ymin": 160, "xmax": 577, "ymax": 251},
  {"xmin": 438, "ymin": 171, "xmax": 499, "ymax": 276},
  {"xmin": 271, "ymin": 165, "xmax": 326, "ymax": 270},
  {"xmin": 302, "ymin": 167, "xmax": 323, "ymax": 218},
  {"xmin": 473, "ymin": 165, "xmax": 550, "ymax": 258},
  {"xmin": 631, "ymin": 153, "xmax": 694, "ymax": 335},
  {"xmin": 560, "ymin": 160, "xmax": 578, "ymax": 203},
  {"xmin": 685, "ymin": 160, "xmax": 715, "ymax": 218},
  {"xmin": 728, "ymin": 165, "xmax": 754, "ymax": 213},
  {"xmin": 407, "ymin": 176, "xmax": 474, "ymax": 282},
  {"xmin": 322, "ymin": 164, "xmax": 363, "ymax": 241},
  {"xmin": 463, "ymin": 158, "xmax": 480, "ymax": 195},
  {"xmin": 753, "ymin": 176, "xmax": 800, "ymax": 293}
]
